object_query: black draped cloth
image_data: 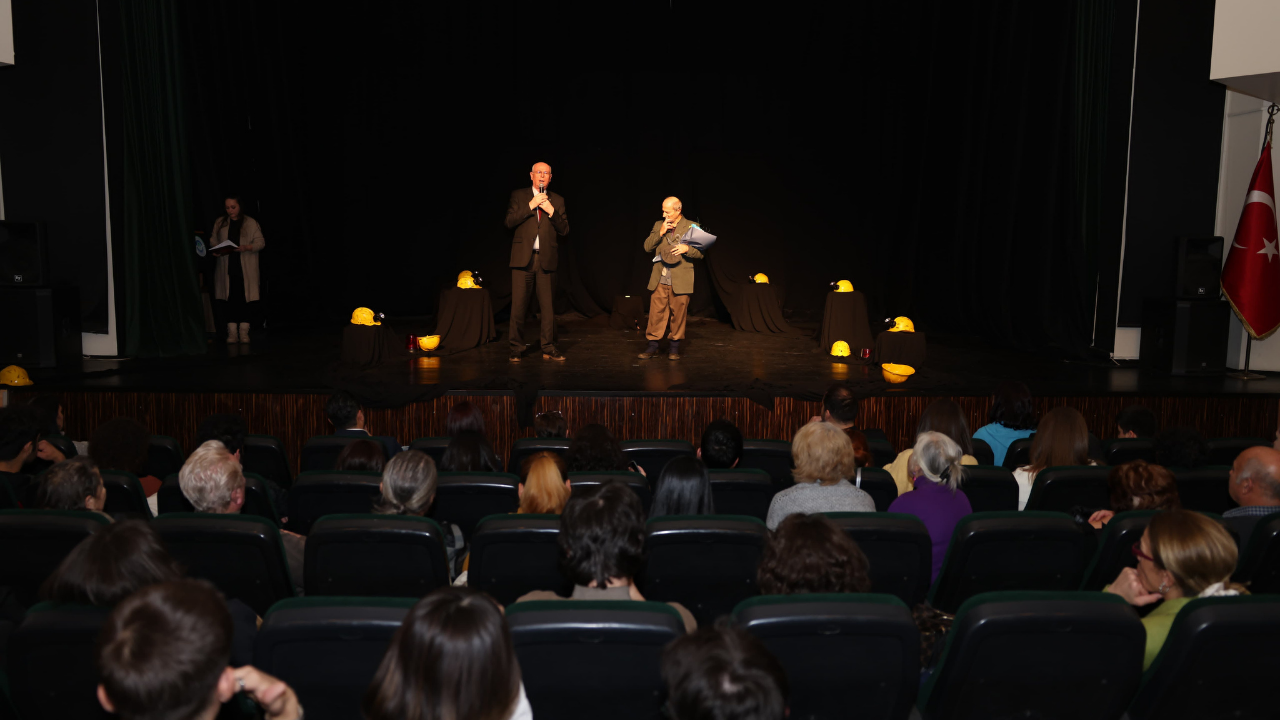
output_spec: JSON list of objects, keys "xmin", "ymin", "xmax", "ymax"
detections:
[
  {"xmin": 874, "ymin": 331, "xmax": 927, "ymax": 368},
  {"xmin": 726, "ymin": 284, "xmax": 808, "ymax": 336},
  {"xmin": 819, "ymin": 291, "xmax": 873, "ymax": 361},
  {"xmin": 434, "ymin": 287, "xmax": 496, "ymax": 355},
  {"xmin": 341, "ymin": 324, "xmax": 402, "ymax": 369}
]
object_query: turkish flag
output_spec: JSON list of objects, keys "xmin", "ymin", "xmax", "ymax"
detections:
[{"xmin": 1221, "ymin": 143, "xmax": 1280, "ymax": 339}]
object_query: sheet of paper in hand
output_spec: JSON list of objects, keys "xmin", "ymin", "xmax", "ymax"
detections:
[
  {"xmin": 209, "ymin": 239, "xmax": 238, "ymax": 251},
  {"xmin": 679, "ymin": 225, "xmax": 717, "ymax": 251}
]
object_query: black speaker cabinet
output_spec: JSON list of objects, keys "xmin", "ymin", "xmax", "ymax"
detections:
[
  {"xmin": 0, "ymin": 287, "xmax": 82, "ymax": 368},
  {"xmin": 0, "ymin": 221, "xmax": 48, "ymax": 287},
  {"xmin": 1175, "ymin": 236, "xmax": 1224, "ymax": 299},
  {"xmin": 1140, "ymin": 299, "xmax": 1229, "ymax": 375}
]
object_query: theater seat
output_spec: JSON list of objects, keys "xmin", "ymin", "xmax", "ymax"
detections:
[
  {"xmin": 286, "ymin": 470, "xmax": 382, "ymax": 535},
  {"xmin": 1127, "ymin": 596, "xmax": 1280, "ymax": 720},
  {"xmin": 157, "ymin": 472, "xmax": 280, "ymax": 526},
  {"xmin": 429, "ymin": 471, "xmax": 520, "ymax": 539},
  {"xmin": 509, "ymin": 437, "xmax": 571, "ymax": 474},
  {"xmin": 919, "ymin": 592, "xmax": 1145, "ymax": 720},
  {"xmin": 927, "ymin": 512, "xmax": 1094, "ymax": 614},
  {"xmin": 300, "ymin": 435, "xmax": 364, "ymax": 472},
  {"xmin": 468, "ymin": 514, "xmax": 570, "ymax": 605},
  {"xmin": 1002, "ymin": 437, "xmax": 1034, "ymax": 470},
  {"xmin": 99, "ymin": 470, "xmax": 154, "ymax": 520},
  {"xmin": 43, "ymin": 434, "xmax": 78, "ymax": 460},
  {"xmin": 825, "ymin": 512, "xmax": 930, "ymax": 606},
  {"xmin": 153, "ymin": 513, "xmax": 294, "ymax": 615},
  {"xmin": 254, "ymin": 597, "xmax": 414, "ymax": 720},
  {"xmin": 507, "ymin": 600, "xmax": 685, "ymax": 720},
  {"xmin": 243, "ymin": 434, "xmax": 293, "ymax": 488},
  {"xmin": 969, "ymin": 438, "xmax": 995, "ymax": 467},
  {"xmin": 738, "ymin": 439, "xmax": 794, "ymax": 487},
  {"xmin": 0, "ymin": 509, "xmax": 110, "ymax": 608},
  {"xmin": 1205, "ymin": 437, "xmax": 1270, "ymax": 467},
  {"xmin": 959, "ymin": 466, "xmax": 1019, "ymax": 513},
  {"xmin": 408, "ymin": 436, "xmax": 450, "ymax": 466},
  {"xmin": 620, "ymin": 439, "xmax": 695, "ymax": 479},
  {"xmin": 1079, "ymin": 510, "xmax": 1158, "ymax": 591},
  {"xmin": 145, "ymin": 435, "xmax": 185, "ymax": 480},
  {"xmin": 1232, "ymin": 512, "xmax": 1280, "ymax": 593},
  {"xmin": 639, "ymin": 515, "xmax": 767, "ymax": 626},
  {"xmin": 304, "ymin": 514, "xmax": 449, "ymax": 597},
  {"xmin": 568, "ymin": 472, "xmax": 651, "ymax": 514},
  {"xmin": 1105, "ymin": 438, "xmax": 1158, "ymax": 465},
  {"xmin": 1024, "ymin": 466, "xmax": 1111, "ymax": 513},
  {"xmin": 6, "ymin": 602, "xmax": 113, "ymax": 720},
  {"xmin": 1171, "ymin": 466, "xmax": 1236, "ymax": 515},
  {"xmin": 708, "ymin": 468, "xmax": 774, "ymax": 520},
  {"xmin": 865, "ymin": 432, "xmax": 896, "ymax": 468},
  {"xmin": 853, "ymin": 467, "xmax": 898, "ymax": 512},
  {"xmin": 734, "ymin": 593, "xmax": 919, "ymax": 720}
]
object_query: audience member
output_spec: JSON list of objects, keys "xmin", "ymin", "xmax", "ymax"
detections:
[
  {"xmin": 440, "ymin": 431, "xmax": 504, "ymax": 472},
  {"xmin": 446, "ymin": 400, "xmax": 487, "ymax": 436},
  {"xmin": 364, "ymin": 587, "xmax": 531, "ymax": 720},
  {"xmin": 326, "ymin": 390, "xmax": 401, "ymax": 460},
  {"xmin": 34, "ymin": 456, "xmax": 109, "ymax": 518},
  {"xmin": 517, "ymin": 451, "xmax": 571, "ymax": 515},
  {"xmin": 179, "ymin": 440, "xmax": 305, "ymax": 593},
  {"xmin": 89, "ymin": 418, "xmax": 162, "ymax": 500},
  {"xmin": 1013, "ymin": 406, "xmax": 1094, "ymax": 510},
  {"xmin": 812, "ymin": 383, "xmax": 859, "ymax": 430},
  {"xmin": 650, "ymin": 455, "xmax": 716, "ymax": 519},
  {"xmin": 194, "ymin": 412, "xmax": 290, "ymax": 522},
  {"xmin": 757, "ymin": 513, "xmax": 870, "ymax": 595},
  {"xmin": 564, "ymin": 423, "xmax": 631, "ymax": 474},
  {"xmin": 883, "ymin": 399, "xmax": 979, "ymax": 496},
  {"xmin": 698, "ymin": 419, "xmax": 743, "ymax": 469},
  {"xmin": 334, "ymin": 438, "xmax": 387, "ymax": 472},
  {"xmin": 0, "ymin": 406, "xmax": 42, "ymax": 506},
  {"xmin": 972, "ymin": 380, "xmax": 1037, "ymax": 467},
  {"xmin": 1086, "ymin": 460, "xmax": 1181, "ymax": 529},
  {"xmin": 888, "ymin": 431, "xmax": 973, "ymax": 582},
  {"xmin": 1151, "ymin": 426, "xmax": 1210, "ymax": 469},
  {"xmin": 24, "ymin": 393, "xmax": 79, "ymax": 470},
  {"xmin": 373, "ymin": 450, "xmax": 464, "ymax": 573},
  {"xmin": 519, "ymin": 447, "xmax": 567, "ymax": 481},
  {"xmin": 534, "ymin": 410, "xmax": 568, "ymax": 438},
  {"xmin": 97, "ymin": 579, "xmax": 302, "ymax": 720},
  {"xmin": 1116, "ymin": 404, "xmax": 1158, "ymax": 439},
  {"xmin": 661, "ymin": 621, "xmax": 789, "ymax": 720},
  {"xmin": 516, "ymin": 482, "xmax": 696, "ymax": 631},
  {"xmin": 847, "ymin": 428, "xmax": 873, "ymax": 469},
  {"xmin": 1106, "ymin": 510, "xmax": 1245, "ymax": 670},
  {"xmin": 766, "ymin": 422, "xmax": 874, "ymax": 530},
  {"xmin": 1222, "ymin": 446, "xmax": 1280, "ymax": 551}
]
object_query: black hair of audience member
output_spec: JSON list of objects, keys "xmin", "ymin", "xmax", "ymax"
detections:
[
  {"xmin": 35, "ymin": 456, "xmax": 104, "ymax": 511},
  {"xmin": 89, "ymin": 418, "xmax": 151, "ymax": 474},
  {"xmin": 1152, "ymin": 426, "xmax": 1210, "ymax": 469},
  {"xmin": 364, "ymin": 587, "xmax": 521, "ymax": 720},
  {"xmin": 325, "ymin": 390, "xmax": 361, "ymax": 430},
  {"xmin": 335, "ymin": 438, "xmax": 387, "ymax": 472},
  {"xmin": 988, "ymin": 380, "xmax": 1037, "ymax": 430},
  {"xmin": 822, "ymin": 384, "xmax": 859, "ymax": 426},
  {"xmin": 446, "ymin": 401, "xmax": 487, "ymax": 437},
  {"xmin": 662, "ymin": 620, "xmax": 789, "ymax": 720},
  {"xmin": 195, "ymin": 414, "xmax": 248, "ymax": 455},
  {"xmin": 97, "ymin": 579, "xmax": 233, "ymax": 720},
  {"xmin": 0, "ymin": 406, "xmax": 40, "ymax": 462},
  {"xmin": 916, "ymin": 399, "xmax": 974, "ymax": 457},
  {"xmin": 1117, "ymin": 404, "xmax": 1158, "ymax": 439},
  {"xmin": 650, "ymin": 455, "xmax": 716, "ymax": 519},
  {"xmin": 564, "ymin": 423, "xmax": 628, "ymax": 473},
  {"xmin": 559, "ymin": 481, "xmax": 646, "ymax": 587},
  {"xmin": 42, "ymin": 520, "xmax": 182, "ymax": 606},
  {"xmin": 27, "ymin": 394, "xmax": 63, "ymax": 437},
  {"xmin": 440, "ymin": 430, "xmax": 503, "ymax": 472},
  {"xmin": 700, "ymin": 419, "xmax": 743, "ymax": 469},
  {"xmin": 758, "ymin": 513, "xmax": 871, "ymax": 594},
  {"xmin": 534, "ymin": 410, "xmax": 568, "ymax": 438}
]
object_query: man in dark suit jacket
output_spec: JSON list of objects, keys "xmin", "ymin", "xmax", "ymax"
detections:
[
  {"xmin": 325, "ymin": 391, "xmax": 401, "ymax": 461},
  {"xmin": 505, "ymin": 162, "xmax": 570, "ymax": 362}
]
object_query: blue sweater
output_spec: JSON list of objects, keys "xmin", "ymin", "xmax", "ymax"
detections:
[{"xmin": 972, "ymin": 422, "xmax": 1034, "ymax": 466}]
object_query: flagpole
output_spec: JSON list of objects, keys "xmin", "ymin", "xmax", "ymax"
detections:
[{"xmin": 1228, "ymin": 104, "xmax": 1279, "ymax": 381}]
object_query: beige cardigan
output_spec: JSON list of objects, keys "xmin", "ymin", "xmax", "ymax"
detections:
[{"xmin": 212, "ymin": 215, "xmax": 266, "ymax": 302}]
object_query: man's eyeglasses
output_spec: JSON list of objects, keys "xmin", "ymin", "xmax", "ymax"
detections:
[{"xmin": 1130, "ymin": 542, "xmax": 1155, "ymax": 563}]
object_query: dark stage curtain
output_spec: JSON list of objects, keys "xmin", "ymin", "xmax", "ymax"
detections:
[{"xmin": 119, "ymin": 0, "xmax": 205, "ymax": 357}]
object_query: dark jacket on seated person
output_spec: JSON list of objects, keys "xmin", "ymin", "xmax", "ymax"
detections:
[{"xmin": 333, "ymin": 428, "xmax": 402, "ymax": 462}]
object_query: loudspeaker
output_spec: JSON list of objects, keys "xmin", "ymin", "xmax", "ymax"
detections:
[
  {"xmin": 1175, "ymin": 236, "xmax": 1224, "ymax": 299},
  {"xmin": 1140, "ymin": 299, "xmax": 1229, "ymax": 375},
  {"xmin": 0, "ymin": 221, "xmax": 49, "ymax": 287},
  {"xmin": 0, "ymin": 287, "xmax": 82, "ymax": 369}
]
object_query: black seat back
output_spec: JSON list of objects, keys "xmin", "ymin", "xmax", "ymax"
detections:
[
  {"xmin": 1233, "ymin": 512, "xmax": 1280, "ymax": 593},
  {"xmin": 1206, "ymin": 437, "xmax": 1270, "ymax": 466},
  {"xmin": 429, "ymin": 472, "xmax": 520, "ymax": 539},
  {"xmin": 620, "ymin": 439, "xmax": 695, "ymax": 479},
  {"xmin": 286, "ymin": 471, "xmax": 382, "ymax": 535},
  {"xmin": 469, "ymin": 514, "xmax": 570, "ymax": 605},
  {"xmin": 969, "ymin": 438, "xmax": 995, "ymax": 467},
  {"xmin": 1171, "ymin": 466, "xmax": 1236, "ymax": 514},
  {"xmin": 507, "ymin": 600, "xmax": 685, "ymax": 720},
  {"xmin": 0, "ymin": 510, "xmax": 110, "ymax": 608},
  {"xmin": 927, "ymin": 512, "xmax": 1095, "ymax": 613},
  {"xmin": 153, "ymin": 513, "xmax": 294, "ymax": 615},
  {"xmin": 6, "ymin": 602, "xmax": 113, "ymax": 720},
  {"xmin": 825, "ymin": 513, "xmax": 932, "ymax": 606},
  {"xmin": 738, "ymin": 439, "xmax": 794, "ymax": 487},
  {"xmin": 304, "ymin": 514, "xmax": 449, "ymax": 597},
  {"xmin": 734, "ymin": 594, "xmax": 919, "ymax": 720},
  {"xmin": 640, "ymin": 516, "xmax": 767, "ymax": 626},
  {"xmin": 1079, "ymin": 510, "xmax": 1158, "ymax": 590},
  {"xmin": 853, "ymin": 467, "xmax": 898, "ymax": 512},
  {"xmin": 1002, "ymin": 437, "xmax": 1034, "ymax": 470},
  {"xmin": 707, "ymin": 468, "xmax": 774, "ymax": 520},
  {"xmin": 243, "ymin": 434, "xmax": 293, "ymax": 488},
  {"xmin": 99, "ymin": 470, "xmax": 154, "ymax": 519},
  {"xmin": 959, "ymin": 466, "xmax": 1019, "ymax": 513},
  {"xmin": 254, "ymin": 597, "xmax": 414, "ymax": 720},
  {"xmin": 509, "ymin": 437, "xmax": 571, "ymax": 475},
  {"xmin": 1024, "ymin": 465, "xmax": 1112, "ymax": 513},
  {"xmin": 920, "ymin": 591, "xmax": 1145, "ymax": 720},
  {"xmin": 865, "ymin": 432, "xmax": 896, "ymax": 467},
  {"xmin": 1105, "ymin": 438, "xmax": 1158, "ymax": 465},
  {"xmin": 144, "ymin": 435, "xmax": 185, "ymax": 480},
  {"xmin": 300, "ymin": 435, "xmax": 363, "ymax": 472},
  {"xmin": 568, "ymin": 472, "xmax": 651, "ymax": 514},
  {"xmin": 157, "ymin": 473, "xmax": 279, "ymax": 526},
  {"xmin": 408, "ymin": 436, "xmax": 451, "ymax": 466}
]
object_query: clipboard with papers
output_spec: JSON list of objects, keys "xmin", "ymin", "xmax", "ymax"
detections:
[{"xmin": 653, "ymin": 224, "xmax": 718, "ymax": 263}]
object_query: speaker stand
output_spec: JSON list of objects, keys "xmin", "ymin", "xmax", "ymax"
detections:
[{"xmin": 1228, "ymin": 336, "xmax": 1267, "ymax": 380}]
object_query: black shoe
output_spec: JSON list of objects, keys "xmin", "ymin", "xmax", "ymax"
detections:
[
  {"xmin": 543, "ymin": 351, "xmax": 566, "ymax": 362},
  {"xmin": 509, "ymin": 352, "xmax": 522, "ymax": 363},
  {"xmin": 638, "ymin": 342, "xmax": 660, "ymax": 359},
  {"xmin": 668, "ymin": 341, "xmax": 681, "ymax": 360}
]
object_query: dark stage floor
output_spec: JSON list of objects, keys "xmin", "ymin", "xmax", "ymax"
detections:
[{"xmin": 23, "ymin": 316, "xmax": 1280, "ymax": 400}]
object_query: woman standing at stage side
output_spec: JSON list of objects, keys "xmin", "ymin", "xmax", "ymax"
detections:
[{"xmin": 211, "ymin": 195, "xmax": 265, "ymax": 344}]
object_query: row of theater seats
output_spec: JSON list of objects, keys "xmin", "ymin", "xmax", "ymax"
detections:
[
  {"xmin": 975, "ymin": 435, "xmax": 1270, "ymax": 470},
  {"xmin": 9, "ymin": 589, "xmax": 1279, "ymax": 720}
]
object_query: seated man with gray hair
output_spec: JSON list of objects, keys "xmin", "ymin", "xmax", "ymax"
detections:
[
  {"xmin": 888, "ymin": 431, "xmax": 972, "ymax": 583},
  {"xmin": 1223, "ymin": 445, "xmax": 1280, "ymax": 553},
  {"xmin": 179, "ymin": 440, "xmax": 305, "ymax": 592}
]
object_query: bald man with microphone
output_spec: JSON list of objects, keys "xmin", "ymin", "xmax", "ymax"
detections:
[
  {"xmin": 639, "ymin": 196, "xmax": 703, "ymax": 360},
  {"xmin": 505, "ymin": 162, "xmax": 569, "ymax": 362}
]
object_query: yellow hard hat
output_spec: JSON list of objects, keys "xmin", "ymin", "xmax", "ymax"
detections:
[
  {"xmin": 835, "ymin": 280, "xmax": 854, "ymax": 293},
  {"xmin": 457, "ymin": 277, "xmax": 479, "ymax": 289},
  {"xmin": 881, "ymin": 363, "xmax": 916, "ymax": 384},
  {"xmin": 830, "ymin": 341, "xmax": 851, "ymax": 357},
  {"xmin": 351, "ymin": 307, "xmax": 376, "ymax": 326},
  {"xmin": 888, "ymin": 316, "xmax": 915, "ymax": 333},
  {"xmin": 753, "ymin": 273, "xmax": 769, "ymax": 284},
  {"xmin": 457, "ymin": 270, "xmax": 473, "ymax": 280},
  {"xmin": 0, "ymin": 365, "xmax": 33, "ymax": 386},
  {"xmin": 418, "ymin": 335, "xmax": 440, "ymax": 351}
]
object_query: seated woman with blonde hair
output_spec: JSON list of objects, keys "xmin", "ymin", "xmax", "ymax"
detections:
[
  {"xmin": 518, "ymin": 451, "xmax": 571, "ymax": 515},
  {"xmin": 882, "ymin": 399, "xmax": 979, "ymax": 496},
  {"xmin": 765, "ymin": 421, "xmax": 874, "ymax": 531},
  {"xmin": 1013, "ymin": 406, "xmax": 1096, "ymax": 510}
]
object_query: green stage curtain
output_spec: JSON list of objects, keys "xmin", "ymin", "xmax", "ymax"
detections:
[{"xmin": 120, "ymin": 0, "xmax": 204, "ymax": 357}]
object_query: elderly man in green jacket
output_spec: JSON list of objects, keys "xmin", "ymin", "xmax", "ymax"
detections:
[{"xmin": 639, "ymin": 196, "xmax": 703, "ymax": 360}]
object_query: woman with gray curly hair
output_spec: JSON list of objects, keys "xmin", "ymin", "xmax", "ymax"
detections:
[{"xmin": 888, "ymin": 431, "xmax": 972, "ymax": 583}]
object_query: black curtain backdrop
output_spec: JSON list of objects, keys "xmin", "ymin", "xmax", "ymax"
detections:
[{"xmin": 176, "ymin": 0, "xmax": 1129, "ymax": 357}]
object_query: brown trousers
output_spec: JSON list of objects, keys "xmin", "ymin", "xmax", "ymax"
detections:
[{"xmin": 646, "ymin": 284, "xmax": 689, "ymax": 341}]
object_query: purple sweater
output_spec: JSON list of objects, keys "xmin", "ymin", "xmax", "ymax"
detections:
[{"xmin": 888, "ymin": 476, "xmax": 972, "ymax": 583}]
